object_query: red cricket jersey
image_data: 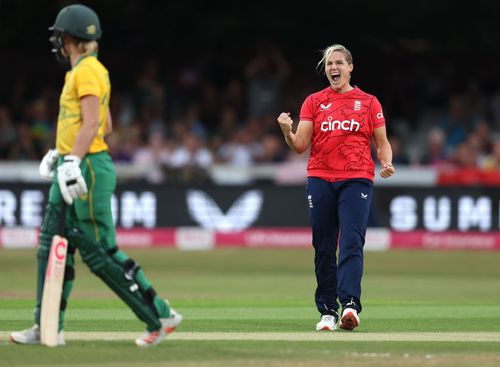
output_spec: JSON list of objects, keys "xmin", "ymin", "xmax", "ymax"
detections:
[{"xmin": 299, "ymin": 86, "xmax": 386, "ymax": 182}]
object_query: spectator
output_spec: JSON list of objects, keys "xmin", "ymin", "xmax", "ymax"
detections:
[
  {"xmin": 30, "ymin": 98, "xmax": 54, "ymax": 155},
  {"xmin": 473, "ymin": 119, "xmax": 494, "ymax": 156},
  {"xmin": 451, "ymin": 141, "xmax": 478, "ymax": 169},
  {"xmin": 490, "ymin": 89, "xmax": 500, "ymax": 131},
  {"xmin": 217, "ymin": 127, "xmax": 262, "ymax": 166},
  {"xmin": 466, "ymin": 131, "xmax": 488, "ymax": 167},
  {"xmin": 184, "ymin": 102, "xmax": 208, "ymax": 139},
  {"xmin": 245, "ymin": 45, "xmax": 290, "ymax": 119},
  {"xmin": 134, "ymin": 58, "xmax": 166, "ymax": 113},
  {"xmin": 215, "ymin": 105, "xmax": 242, "ymax": 141},
  {"xmin": 168, "ymin": 133, "xmax": 213, "ymax": 183},
  {"xmin": 221, "ymin": 79, "xmax": 245, "ymax": 118},
  {"xmin": 482, "ymin": 139, "xmax": 500, "ymax": 170},
  {"xmin": 108, "ymin": 125, "xmax": 142, "ymax": 162},
  {"xmin": 419, "ymin": 127, "xmax": 448, "ymax": 167},
  {"xmin": 8, "ymin": 78, "xmax": 28, "ymax": 121},
  {"xmin": 440, "ymin": 94, "xmax": 476, "ymax": 153},
  {"xmin": 168, "ymin": 133, "xmax": 213, "ymax": 169},
  {"xmin": 388, "ymin": 135, "xmax": 411, "ymax": 165},
  {"xmin": 8, "ymin": 122, "xmax": 39, "ymax": 161},
  {"xmin": 132, "ymin": 130, "xmax": 172, "ymax": 184},
  {"xmin": 256, "ymin": 133, "xmax": 287, "ymax": 163},
  {"xmin": 198, "ymin": 82, "xmax": 221, "ymax": 133}
]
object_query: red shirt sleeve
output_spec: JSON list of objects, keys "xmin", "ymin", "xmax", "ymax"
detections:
[
  {"xmin": 370, "ymin": 97, "xmax": 385, "ymax": 128},
  {"xmin": 299, "ymin": 95, "xmax": 314, "ymax": 122}
]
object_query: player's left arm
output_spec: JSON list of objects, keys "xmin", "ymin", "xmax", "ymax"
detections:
[{"xmin": 373, "ymin": 126, "xmax": 395, "ymax": 178}]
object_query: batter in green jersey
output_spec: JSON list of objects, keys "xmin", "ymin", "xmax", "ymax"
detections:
[{"xmin": 10, "ymin": 4, "xmax": 182, "ymax": 348}]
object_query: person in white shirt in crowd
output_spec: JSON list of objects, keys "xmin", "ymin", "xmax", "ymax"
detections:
[
  {"xmin": 132, "ymin": 130, "xmax": 172, "ymax": 184},
  {"xmin": 168, "ymin": 133, "xmax": 213, "ymax": 169}
]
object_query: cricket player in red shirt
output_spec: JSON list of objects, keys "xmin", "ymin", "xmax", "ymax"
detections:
[{"xmin": 277, "ymin": 44, "xmax": 395, "ymax": 331}]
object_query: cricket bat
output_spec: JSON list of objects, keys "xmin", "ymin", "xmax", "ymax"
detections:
[{"xmin": 40, "ymin": 202, "xmax": 68, "ymax": 347}]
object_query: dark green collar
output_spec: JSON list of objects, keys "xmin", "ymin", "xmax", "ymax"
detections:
[{"xmin": 73, "ymin": 52, "xmax": 98, "ymax": 68}]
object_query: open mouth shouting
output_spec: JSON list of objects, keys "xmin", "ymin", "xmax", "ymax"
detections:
[{"xmin": 331, "ymin": 71, "xmax": 341, "ymax": 84}]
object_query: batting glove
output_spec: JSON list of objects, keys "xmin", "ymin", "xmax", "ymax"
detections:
[
  {"xmin": 57, "ymin": 155, "xmax": 87, "ymax": 205},
  {"xmin": 39, "ymin": 149, "xmax": 59, "ymax": 181}
]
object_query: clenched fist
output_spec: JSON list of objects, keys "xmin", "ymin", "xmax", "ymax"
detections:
[
  {"xmin": 380, "ymin": 161, "xmax": 395, "ymax": 179},
  {"xmin": 277, "ymin": 112, "xmax": 293, "ymax": 135}
]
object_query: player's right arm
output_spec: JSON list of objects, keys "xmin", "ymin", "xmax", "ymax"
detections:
[
  {"xmin": 71, "ymin": 95, "xmax": 100, "ymax": 158},
  {"xmin": 277, "ymin": 112, "xmax": 313, "ymax": 154},
  {"xmin": 57, "ymin": 94, "xmax": 98, "ymax": 205}
]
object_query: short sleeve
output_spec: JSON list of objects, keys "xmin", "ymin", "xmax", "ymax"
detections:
[
  {"xmin": 75, "ymin": 65, "xmax": 100, "ymax": 98},
  {"xmin": 299, "ymin": 95, "xmax": 314, "ymax": 122},
  {"xmin": 370, "ymin": 96, "xmax": 385, "ymax": 128}
]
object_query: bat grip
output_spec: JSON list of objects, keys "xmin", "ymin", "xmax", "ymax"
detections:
[{"xmin": 58, "ymin": 201, "xmax": 67, "ymax": 236}]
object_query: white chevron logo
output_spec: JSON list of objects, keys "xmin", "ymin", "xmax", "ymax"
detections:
[
  {"xmin": 186, "ymin": 190, "xmax": 263, "ymax": 232},
  {"xmin": 320, "ymin": 103, "xmax": 332, "ymax": 110}
]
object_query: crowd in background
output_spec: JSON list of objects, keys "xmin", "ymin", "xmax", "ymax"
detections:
[{"xmin": 2, "ymin": 43, "xmax": 500, "ymax": 184}]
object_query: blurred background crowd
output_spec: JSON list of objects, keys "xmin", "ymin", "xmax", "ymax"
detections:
[{"xmin": 1, "ymin": 1, "xmax": 500, "ymax": 184}]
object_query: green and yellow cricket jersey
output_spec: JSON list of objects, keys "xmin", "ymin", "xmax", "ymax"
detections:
[{"xmin": 56, "ymin": 53, "xmax": 110, "ymax": 154}]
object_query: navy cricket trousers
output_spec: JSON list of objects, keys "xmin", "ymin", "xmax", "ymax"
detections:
[{"xmin": 306, "ymin": 177, "xmax": 373, "ymax": 316}]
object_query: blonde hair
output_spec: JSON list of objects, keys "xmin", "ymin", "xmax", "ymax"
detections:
[
  {"xmin": 77, "ymin": 39, "xmax": 99, "ymax": 56},
  {"xmin": 317, "ymin": 44, "xmax": 353, "ymax": 73}
]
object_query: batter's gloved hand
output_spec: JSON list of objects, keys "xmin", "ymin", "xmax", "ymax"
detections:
[
  {"xmin": 57, "ymin": 155, "xmax": 87, "ymax": 205},
  {"xmin": 39, "ymin": 149, "xmax": 59, "ymax": 181}
]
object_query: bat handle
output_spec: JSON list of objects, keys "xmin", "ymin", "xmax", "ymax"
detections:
[{"xmin": 58, "ymin": 201, "xmax": 67, "ymax": 237}]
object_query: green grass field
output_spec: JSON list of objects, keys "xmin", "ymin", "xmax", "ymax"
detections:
[{"xmin": 1, "ymin": 248, "xmax": 500, "ymax": 367}]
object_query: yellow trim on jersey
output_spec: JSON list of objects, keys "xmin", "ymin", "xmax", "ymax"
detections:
[
  {"xmin": 86, "ymin": 157, "xmax": 100, "ymax": 241},
  {"xmin": 56, "ymin": 55, "xmax": 111, "ymax": 154}
]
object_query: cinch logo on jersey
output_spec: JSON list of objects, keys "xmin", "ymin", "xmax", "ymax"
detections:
[{"xmin": 320, "ymin": 116, "xmax": 360, "ymax": 132}]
